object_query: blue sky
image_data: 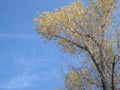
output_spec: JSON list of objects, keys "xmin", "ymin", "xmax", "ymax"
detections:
[{"xmin": 0, "ymin": 0, "xmax": 75, "ymax": 90}]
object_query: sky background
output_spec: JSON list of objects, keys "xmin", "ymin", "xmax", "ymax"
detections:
[{"xmin": 0, "ymin": 0, "xmax": 76, "ymax": 90}]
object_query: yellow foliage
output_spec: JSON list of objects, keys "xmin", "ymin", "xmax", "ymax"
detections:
[
  {"xmin": 65, "ymin": 71, "xmax": 81, "ymax": 89},
  {"xmin": 34, "ymin": 0, "xmax": 120, "ymax": 89}
]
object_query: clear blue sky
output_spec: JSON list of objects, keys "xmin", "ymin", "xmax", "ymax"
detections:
[{"xmin": 0, "ymin": 0, "xmax": 75, "ymax": 90}]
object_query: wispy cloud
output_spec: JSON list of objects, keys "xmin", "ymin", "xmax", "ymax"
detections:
[
  {"xmin": 0, "ymin": 49, "xmax": 61, "ymax": 89},
  {"xmin": 0, "ymin": 55, "xmax": 60, "ymax": 89},
  {"xmin": 0, "ymin": 71, "xmax": 60, "ymax": 89},
  {"xmin": 0, "ymin": 33, "xmax": 39, "ymax": 40},
  {"xmin": 0, "ymin": 75, "xmax": 39, "ymax": 89}
]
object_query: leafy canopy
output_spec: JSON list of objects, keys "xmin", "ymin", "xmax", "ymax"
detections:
[{"xmin": 34, "ymin": 0, "xmax": 120, "ymax": 90}]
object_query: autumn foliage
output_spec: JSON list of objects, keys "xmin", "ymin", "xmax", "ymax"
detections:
[{"xmin": 34, "ymin": 0, "xmax": 120, "ymax": 90}]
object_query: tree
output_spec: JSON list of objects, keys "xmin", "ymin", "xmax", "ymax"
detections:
[
  {"xmin": 34, "ymin": 0, "xmax": 120, "ymax": 90},
  {"xmin": 64, "ymin": 56, "xmax": 119, "ymax": 90}
]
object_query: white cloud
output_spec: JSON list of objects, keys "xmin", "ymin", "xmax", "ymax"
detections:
[
  {"xmin": 0, "ymin": 33, "xmax": 38, "ymax": 40},
  {"xmin": 0, "ymin": 75, "xmax": 39, "ymax": 89},
  {"xmin": 0, "ymin": 51, "xmax": 60, "ymax": 89},
  {"xmin": 0, "ymin": 71, "xmax": 60, "ymax": 89}
]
